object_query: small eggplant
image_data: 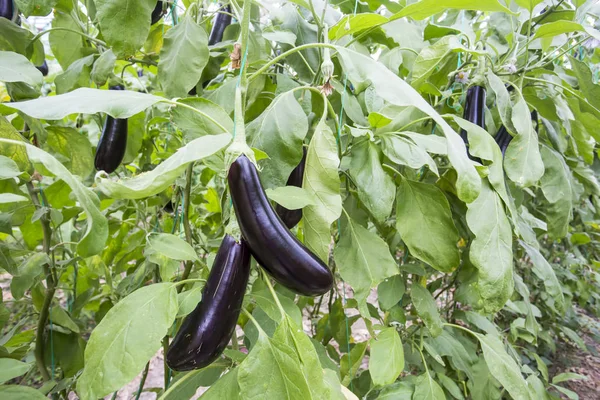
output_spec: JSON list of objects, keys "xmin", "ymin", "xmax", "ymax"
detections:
[
  {"xmin": 0, "ymin": 0, "xmax": 14, "ymax": 20},
  {"xmin": 208, "ymin": 5, "xmax": 232, "ymax": 46},
  {"xmin": 275, "ymin": 147, "xmax": 307, "ymax": 229},
  {"xmin": 228, "ymin": 155, "xmax": 333, "ymax": 296},
  {"xmin": 151, "ymin": 1, "xmax": 165, "ymax": 25},
  {"xmin": 460, "ymin": 85, "xmax": 486, "ymax": 143},
  {"xmin": 494, "ymin": 125, "xmax": 512, "ymax": 156},
  {"xmin": 36, "ymin": 60, "xmax": 48, "ymax": 77},
  {"xmin": 94, "ymin": 85, "xmax": 128, "ymax": 173},
  {"xmin": 166, "ymin": 234, "xmax": 251, "ymax": 371}
]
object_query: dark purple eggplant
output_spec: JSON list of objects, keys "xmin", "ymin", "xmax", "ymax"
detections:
[
  {"xmin": 460, "ymin": 85, "xmax": 486, "ymax": 143},
  {"xmin": 0, "ymin": 0, "xmax": 14, "ymax": 20},
  {"xmin": 208, "ymin": 5, "xmax": 232, "ymax": 46},
  {"xmin": 275, "ymin": 147, "xmax": 307, "ymax": 229},
  {"xmin": 495, "ymin": 110, "xmax": 537, "ymax": 156},
  {"xmin": 36, "ymin": 61, "xmax": 48, "ymax": 77},
  {"xmin": 228, "ymin": 155, "xmax": 333, "ymax": 296},
  {"xmin": 151, "ymin": 1, "xmax": 165, "ymax": 25},
  {"xmin": 167, "ymin": 234, "xmax": 251, "ymax": 371},
  {"xmin": 94, "ymin": 85, "xmax": 127, "ymax": 173}
]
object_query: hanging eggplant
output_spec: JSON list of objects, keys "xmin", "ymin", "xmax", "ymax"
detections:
[
  {"xmin": 460, "ymin": 85, "xmax": 486, "ymax": 142},
  {"xmin": 151, "ymin": 1, "xmax": 165, "ymax": 25},
  {"xmin": 36, "ymin": 61, "xmax": 48, "ymax": 77},
  {"xmin": 495, "ymin": 110, "xmax": 538, "ymax": 156},
  {"xmin": 275, "ymin": 147, "xmax": 307, "ymax": 229},
  {"xmin": 0, "ymin": 0, "xmax": 14, "ymax": 20},
  {"xmin": 166, "ymin": 234, "xmax": 251, "ymax": 371},
  {"xmin": 208, "ymin": 5, "xmax": 232, "ymax": 46},
  {"xmin": 228, "ymin": 155, "xmax": 333, "ymax": 296},
  {"xmin": 94, "ymin": 85, "xmax": 128, "ymax": 174}
]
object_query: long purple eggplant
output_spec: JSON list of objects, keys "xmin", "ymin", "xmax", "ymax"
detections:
[
  {"xmin": 275, "ymin": 147, "xmax": 307, "ymax": 229},
  {"xmin": 0, "ymin": 0, "xmax": 14, "ymax": 20},
  {"xmin": 151, "ymin": 1, "xmax": 164, "ymax": 25},
  {"xmin": 460, "ymin": 85, "xmax": 486, "ymax": 142},
  {"xmin": 167, "ymin": 234, "xmax": 251, "ymax": 371},
  {"xmin": 94, "ymin": 85, "xmax": 127, "ymax": 173},
  {"xmin": 208, "ymin": 5, "xmax": 232, "ymax": 46},
  {"xmin": 228, "ymin": 155, "xmax": 333, "ymax": 296}
]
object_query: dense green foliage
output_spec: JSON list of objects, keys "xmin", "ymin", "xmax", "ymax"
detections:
[{"xmin": 1, "ymin": 0, "xmax": 600, "ymax": 399}]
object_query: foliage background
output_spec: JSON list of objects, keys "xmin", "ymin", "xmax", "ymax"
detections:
[{"xmin": 1, "ymin": 0, "xmax": 600, "ymax": 399}]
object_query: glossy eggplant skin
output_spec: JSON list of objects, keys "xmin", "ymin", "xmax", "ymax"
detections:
[
  {"xmin": 0, "ymin": 0, "xmax": 14, "ymax": 20},
  {"xmin": 495, "ymin": 110, "xmax": 538, "ymax": 156},
  {"xmin": 460, "ymin": 85, "xmax": 486, "ymax": 143},
  {"xmin": 208, "ymin": 5, "xmax": 232, "ymax": 46},
  {"xmin": 166, "ymin": 235, "xmax": 251, "ymax": 371},
  {"xmin": 94, "ymin": 85, "xmax": 127, "ymax": 173},
  {"xmin": 228, "ymin": 155, "xmax": 334, "ymax": 296},
  {"xmin": 275, "ymin": 147, "xmax": 307, "ymax": 229},
  {"xmin": 151, "ymin": 1, "xmax": 164, "ymax": 25},
  {"xmin": 36, "ymin": 61, "xmax": 48, "ymax": 77}
]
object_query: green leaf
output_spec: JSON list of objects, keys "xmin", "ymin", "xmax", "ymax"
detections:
[
  {"xmin": 96, "ymin": 133, "xmax": 231, "ymax": 199},
  {"xmin": 159, "ymin": 14, "xmax": 210, "ymax": 98},
  {"xmin": 0, "ymin": 385, "xmax": 47, "ymax": 399},
  {"xmin": 0, "ymin": 18, "xmax": 45, "ymax": 65},
  {"xmin": 340, "ymin": 341, "xmax": 367, "ymax": 384},
  {"xmin": 13, "ymin": 0, "xmax": 56, "ymax": 16},
  {"xmin": 413, "ymin": 372, "xmax": 445, "ymax": 400},
  {"xmin": 369, "ymin": 327, "xmax": 404, "ymax": 386},
  {"xmin": 171, "ymin": 98, "xmax": 233, "ymax": 141},
  {"xmin": 238, "ymin": 329, "xmax": 311, "ymax": 400},
  {"xmin": 533, "ymin": 20, "xmax": 584, "ymax": 39},
  {"xmin": 428, "ymin": 330, "xmax": 476, "ymax": 379},
  {"xmin": 0, "ymin": 51, "xmax": 43, "ymax": 86},
  {"xmin": 49, "ymin": 10, "xmax": 88, "ymax": 69},
  {"xmin": 411, "ymin": 35, "xmax": 463, "ymax": 89},
  {"xmin": 251, "ymin": 283, "xmax": 302, "ymax": 327},
  {"xmin": 265, "ymin": 186, "xmax": 317, "ymax": 210},
  {"xmin": 466, "ymin": 180, "xmax": 513, "ymax": 313},
  {"xmin": 77, "ymin": 283, "xmax": 178, "ymax": 400},
  {"xmin": 50, "ymin": 306, "xmax": 80, "ymax": 333},
  {"xmin": 0, "ymin": 155, "xmax": 21, "ymax": 179},
  {"xmin": 248, "ymin": 91, "xmax": 308, "ymax": 189},
  {"xmin": 560, "ymin": 326, "xmax": 587, "ymax": 350},
  {"xmin": 262, "ymin": 29, "xmax": 297, "ymax": 46},
  {"xmin": 0, "ymin": 118, "xmax": 30, "ymax": 172},
  {"xmin": 176, "ymin": 284, "xmax": 203, "ymax": 318},
  {"xmin": 0, "ymin": 193, "xmax": 27, "ymax": 203},
  {"xmin": 200, "ymin": 368, "xmax": 241, "ymax": 399},
  {"xmin": 45, "ymin": 126, "xmax": 94, "ymax": 177},
  {"xmin": 147, "ymin": 233, "xmax": 199, "ymax": 261},
  {"xmin": 91, "ymin": 49, "xmax": 116, "ymax": 86},
  {"xmin": 377, "ymin": 381, "xmax": 414, "ymax": 399},
  {"xmin": 410, "ymin": 283, "xmax": 443, "ymax": 337},
  {"xmin": 0, "ymin": 359, "xmax": 31, "ymax": 384},
  {"xmin": 396, "ymin": 179, "xmax": 459, "ymax": 272},
  {"xmin": 329, "ymin": 14, "xmax": 388, "ymax": 41},
  {"xmin": 570, "ymin": 56, "xmax": 600, "ymax": 107},
  {"xmin": 334, "ymin": 214, "xmax": 398, "ymax": 313},
  {"xmin": 475, "ymin": 333, "xmax": 531, "ymax": 400},
  {"xmin": 5, "ymin": 88, "xmax": 164, "ymax": 119},
  {"xmin": 54, "ymin": 54, "xmax": 95, "ymax": 95},
  {"xmin": 10, "ymin": 253, "xmax": 49, "ymax": 299},
  {"xmin": 519, "ymin": 241, "xmax": 565, "ymax": 314},
  {"xmin": 540, "ymin": 146, "xmax": 572, "ymax": 238},
  {"xmin": 514, "ymin": 0, "xmax": 544, "ymax": 11},
  {"xmin": 336, "ymin": 46, "xmax": 480, "ymax": 203},
  {"xmin": 0, "ymin": 135, "xmax": 108, "ymax": 257},
  {"xmin": 348, "ymin": 138, "xmax": 395, "ymax": 221},
  {"xmin": 159, "ymin": 363, "xmax": 227, "ymax": 400},
  {"xmin": 380, "ymin": 133, "xmax": 439, "ymax": 175},
  {"xmin": 377, "ymin": 274, "xmax": 405, "ymax": 311},
  {"xmin": 437, "ymin": 372, "xmax": 464, "ymax": 399},
  {"xmin": 303, "ymin": 118, "xmax": 342, "ymax": 262},
  {"xmin": 552, "ymin": 372, "xmax": 587, "ymax": 384},
  {"xmin": 391, "ymin": 0, "xmax": 515, "ymax": 20},
  {"xmin": 95, "ymin": 0, "xmax": 155, "ymax": 56}
]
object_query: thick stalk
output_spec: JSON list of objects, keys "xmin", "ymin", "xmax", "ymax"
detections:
[
  {"xmin": 178, "ymin": 164, "xmax": 195, "ymax": 293},
  {"xmin": 134, "ymin": 362, "xmax": 150, "ymax": 400},
  {"xmin": 31, "ymin": 27, "xmax": 106, "ymax": 46},
  {"xmin": 27, "ymin": 183, "xmax": 54, "ymax": 382},
  {"xmin": 238, "ymin": 0, "xmax": 253, "ymax": 93}
]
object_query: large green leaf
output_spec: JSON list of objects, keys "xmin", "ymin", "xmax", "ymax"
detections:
[
  {"xmin": 336, "ymin": 46, "xmax": 480, "ymax": 203},
  {"xmin": 54, "ymin": 55, "xmax": 95, "ymax": 95},
  {"xmin": 390, "ymin": 0, "xmax": 514, "ymax": 20},
  {"xmin": 159, "ymin": 363, "xmax": 228, "ymax": 400},
  {"xmin": 0, "ymin": 18, "xmax": 45, "ymax": 65},
  {"xmin": 0, "ymin": 51, "xmax": 43, "ymax": 86},
  {"xmin": 0, "ymin": 385, "xmax": 47, "ymax": 400},
  {"xmin": 380, "ymin": 133, "xmax": 439, "ymax": 175},
  {"xmin": 411, "ymin": 283, "xmax": 443, "ymax": 337},
  {"xmin": 49, "ymin": 10, "xmax": 88, "ymax": 69},
  {"xmin": 377, "ymin": 274, "xmax": 405, "ymax": 311},
  {"xmin": 5, "ymin": 88, "xmax": 164, "ymax": 119},
  {"xmin": 45, "ymin": 126, "xmax": 94, "ymax": 177},
  {"xmin": 302, "ymin": 118, "xmax": 342, "ymax": 262},
  {"xmin": 0, "ymin": 135, "xmax": 108, "ymax": 258},
  {"xmin": 13, "ymin": 0, "xmax": 56, "ymax": 16},
  {"xmin": 0, "ymin": 358, "xmax": 31, "ymax": 384},
  {"xmin": 159, "ymin": 14, "xmax": 210, "ymax": 98},
  {"xmin": 96, "ymin": 133, "xmax": 231, "ymax": 199},
  {"xmin": 91, "ymin": 49, "xmax": 117, "ymax": 86},
  {"xmin": 334, "ymin": 214, "xmax": 398, "ymax": 313},
  {"xmin": 413, "ymin": 372, "xmax": 445, "ymax": 400},
  {"xmin": 95, "ymin": 0, "xmax": 156, "ymax": 56},
  {"xmin": 369, "ymin": 327, "xmax": 404, "ymax": 386},
  {"xmin": 147, "ymin": 233, "xmax": 200, "ymax": 262},
  {"xmin": 171, "ymin": 98, "xmax": 233, "ymax": 141},
  {"xmin": 328, "ymin": 13, "xmax": 388, "ymax": 41},
  {"xmin": 396, "ymin": 179, "xmax": 459, "ymax": 273},
  {"xmin": 540, "ymin": 145, "xmax": 572, "ymax": 238},
  {"xmin": 533, "ymin": 20, "xmax": 584, "ymax": 39},
  {"xmin": 77, "ymin": 283, "xmax": 178, "ymax": 400},
  {"xmin": 0, "ymin": 117, "xmax": 30, "ymax": 172},
  {"xmin": 200, "ymin": 368, "xmax": 241, "ymax": 399},
  {"xmin": 248, "ymin": 91, "xmax": 309, "ymax": 189},
  {"xmin": 466, "ymin": 180, "xmax": 513, "ymax": 313},
  {"xmin": 569, "ymin": 57, "xmax": 600, "ymax": 119}
]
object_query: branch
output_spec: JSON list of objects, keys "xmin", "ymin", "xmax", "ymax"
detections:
[{"xmin": 177, "ymin": 164, "xmax": 195, "ymax": 293}]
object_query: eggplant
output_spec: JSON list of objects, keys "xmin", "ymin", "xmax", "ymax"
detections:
[
  {"xmin": 94, "ymin": 85, "xmax": 128, "ymax": 173},
  {"xmin": 0, "ymin": 0, "xmax": 14, "ymax": 20},
  {"xmin": 36, "ymin": 61, "xmax": 48, "ymax": 77},
  {"xmin": 275, "ymin": 147, "xmax": 307, "ymax": 229},
  {"xmin": 151, "ymin": 1, "xmax": 164, "ymax": 25},
  {"xmin": 208, "ymin": 5, "xmax": 232, "ymax": 46},
  {"xmin": 167, "ymin": 234, "xmax": 251, "ymax": 371},
  {"xmin": 228, "ymin": 155, "xmax": 333, "ymax": 296},
  {"xmin": 460, "ymin": 85, "xmax": 486, "ymax": 143},
  {"xmin": 495, "ymin": 110, "xmax": 537, "ymax": 156}
]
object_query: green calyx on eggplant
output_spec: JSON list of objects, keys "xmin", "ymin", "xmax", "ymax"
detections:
[
  {"xmin": 167, "ymin": 234, "xmax": 251, "ymax": 371},
  {"xmin": 94, "ymin": 85, "xmax": 128, "ymax": 174},
  {"xmin": 208, "ymin": 5, "xmax": 232, "ymax": 46},
  {"xmin": 0, "ymin": 0, "xmax": 14, "ymax": 20},
  {"xmin": 275, "ymin": 147, "xmax": 307, "ymax": 229},
  {"xmin": 151, "ymin": 1, "xmax": 165, "ymax": 25},
  {"xmin": 228, "ymin": 155, "xmax": 333, "ymax": 296}
]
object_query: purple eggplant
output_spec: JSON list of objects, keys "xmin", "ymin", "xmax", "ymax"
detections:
[
  {"xmin": 0, "ymin": 0, "xmax": 14, "ymax": 20},
  {"xmin": 460, "ymin": 85, "xmax": 486, "ymax": 142},
  {"xmin": 208, "ymin": 5, "xmax": 232, "ymax": 46},
  {"xmin": 166, "ymin": 234, "xmax": 251, "ymax": 371},
  {"xmin": 275, "ymin": 147, "xmax": 307, "ymax": 229},
  {"xmin": 36, "ymin": 61, "xmax": 48, "ymax": 77},
  {"xmin": 228, "ymin": 155, "xmax": 333, "ymax": 296},
  {"xmin": 94, "ymin": 85, "xmax": 127, "ymax": 173},
  {"xmin": 151, "ymin": 1, "xmax": 165, "ymax": 25}
]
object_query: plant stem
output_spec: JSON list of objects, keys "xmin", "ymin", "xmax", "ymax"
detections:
[
  {"xmin": 134, "ymin": 362, "xmax": 150, "ymax": 400},
  {"xmin": 178, "ymin": 164, "xmax": 195, "ymax": 293},
  {"xmin": 238, "ymin": 0, "xmax": 253, "ymax": 93},
  {"xmin": 31, "ymin": 27, "xmax": 106, "ymax": 46},
  {"xmin": 27, "ymin": 182, "xmax": 55, "ymax": 382},
  {"xmin": 261, "ymin": 270, "xmax": 285, "ymax": 319},
  {"xmin": 162, "ymin": 336, "xmax": 170, "ymax": 389}
]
